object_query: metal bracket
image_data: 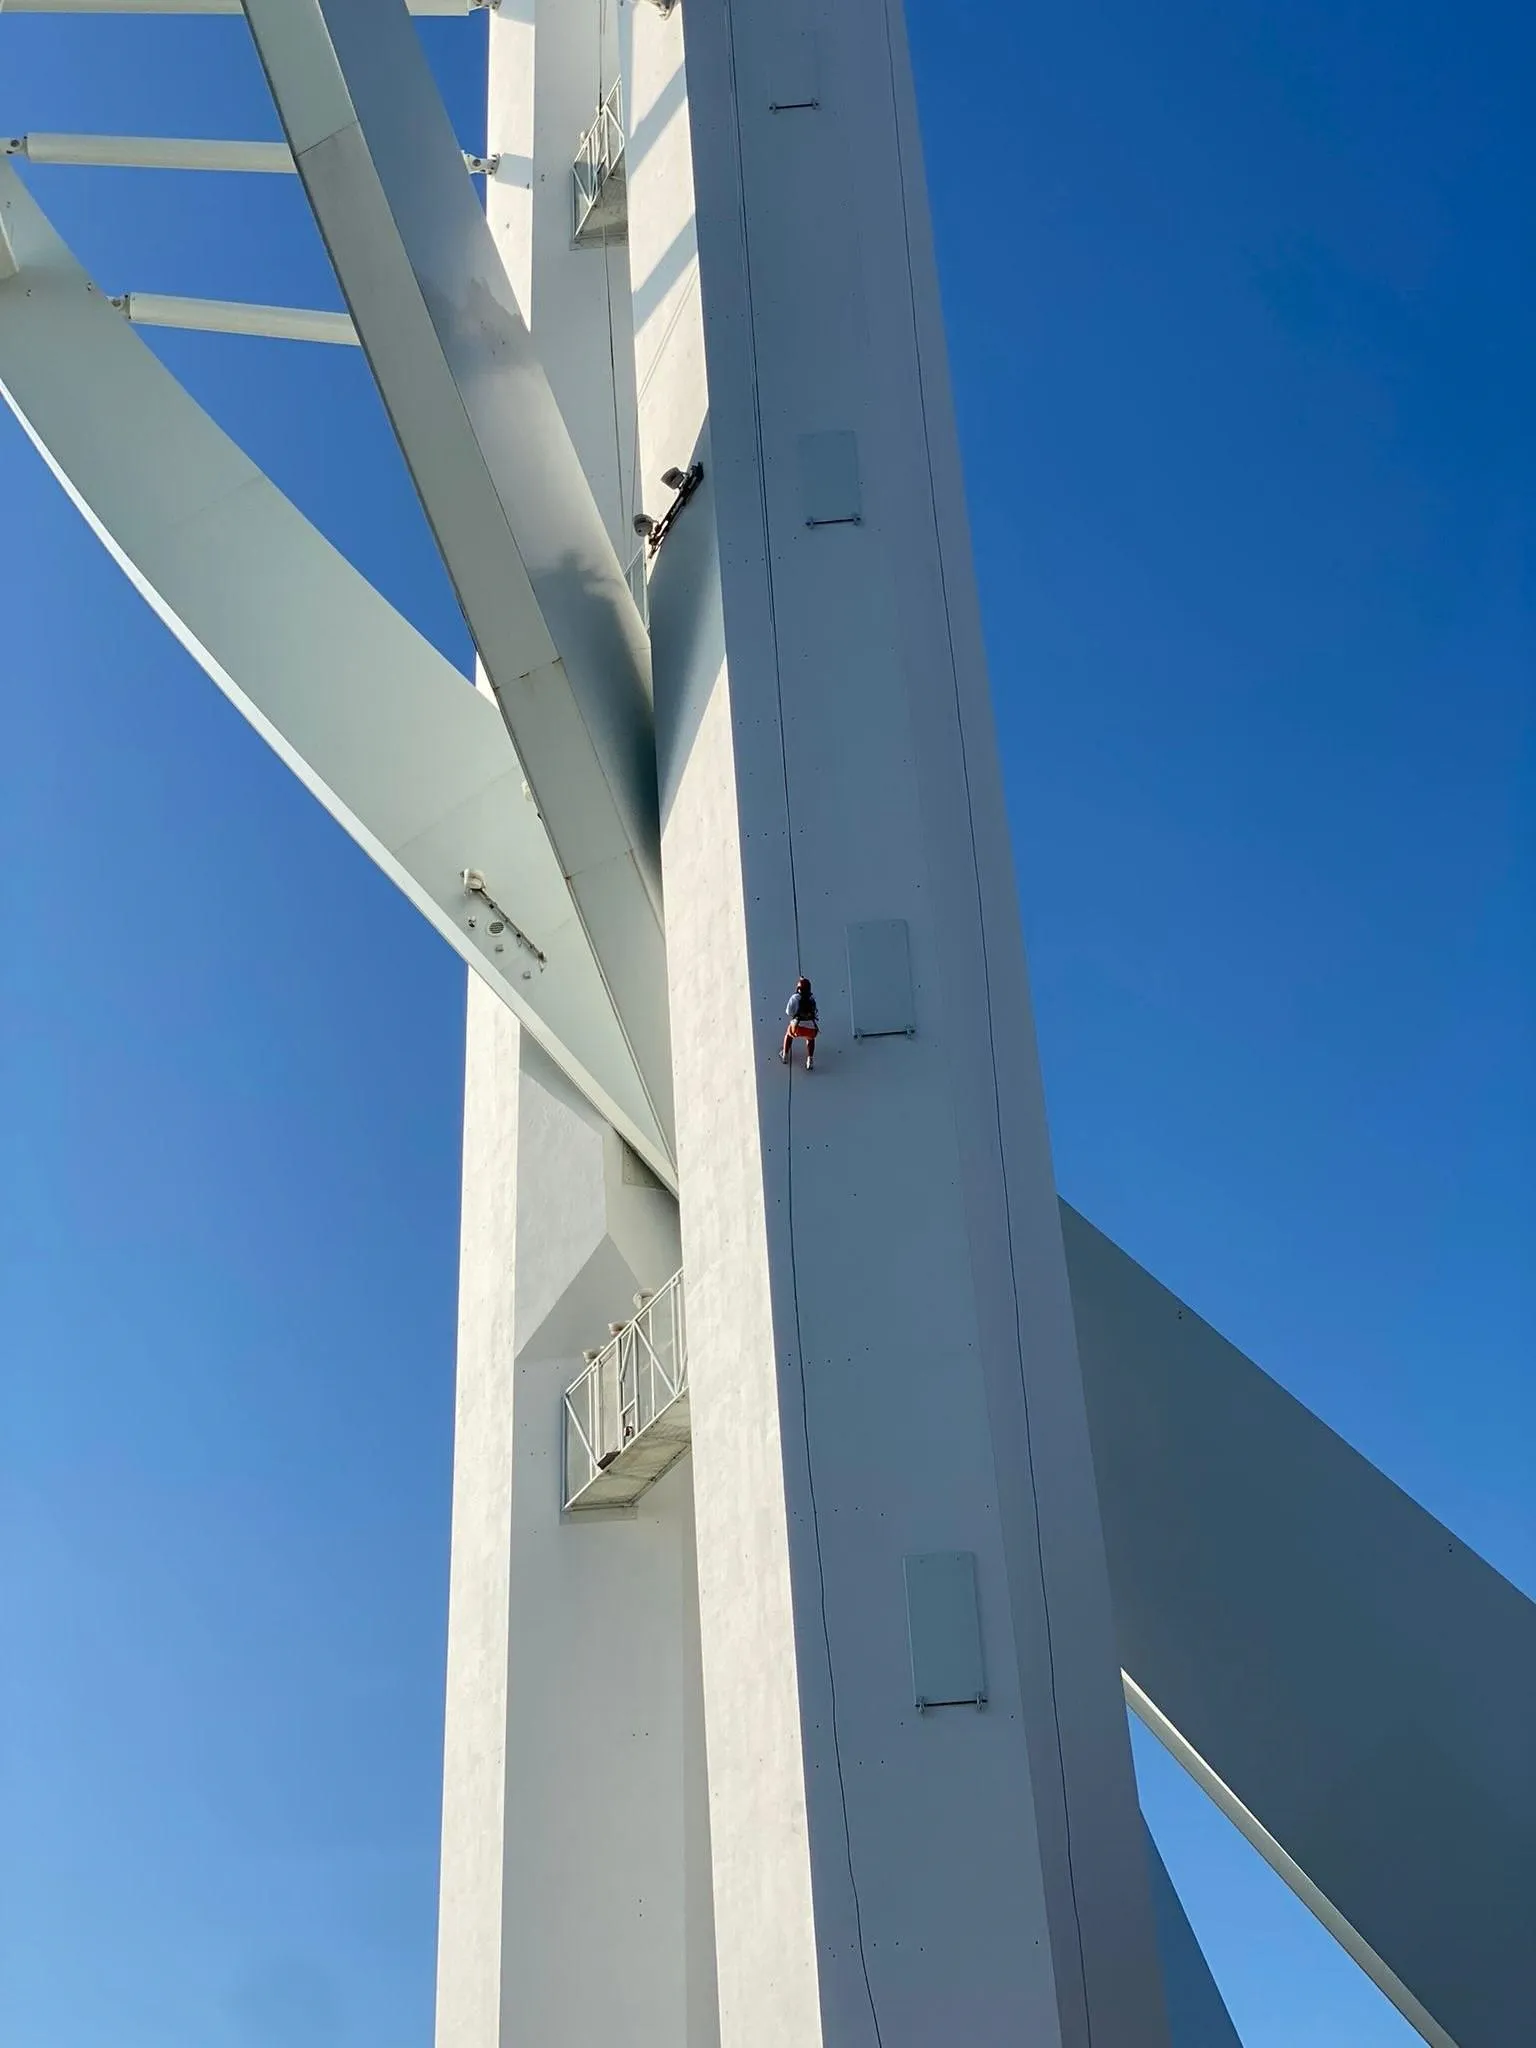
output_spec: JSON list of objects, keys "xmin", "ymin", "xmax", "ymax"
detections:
[
  {"xmin": 637, "ymin": 462, "xmax": 703, "ymax": 559},
  {"xmin": 461, "ymin": 869, "xmax": 546, "ymax": 971}
]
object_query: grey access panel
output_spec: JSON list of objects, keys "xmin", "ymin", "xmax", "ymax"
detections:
[
  {"xmin": 904, "ymin": 1551, "xmax": 986, "ymax": 1709},
  {"xmin": 798, "ymin": 429, "xmax": 862, "ymax": 527},
  {"xmin": 848, "ymin": 918, "xmax": 916, "ymax": 1038},
  {"xmin": 765, "ymin": 0, "xmax": 820, "ymax": 111}
]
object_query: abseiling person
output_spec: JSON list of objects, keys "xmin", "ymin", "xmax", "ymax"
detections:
[{"xmin": 780, "ymin": 976, "xmax": 819, "ymax": 1071}]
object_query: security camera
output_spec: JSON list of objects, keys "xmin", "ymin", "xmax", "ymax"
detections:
[
  {"xmin": 461, "ymin": 868, "xmax": 486, "ymax": 894},
  {"xmin": 660, "ymin": 466, "xmax": 687, "ymax": 491},
  {"xmin": 632, "ymin": 511, "xmax": 656, "ymax": 538}
]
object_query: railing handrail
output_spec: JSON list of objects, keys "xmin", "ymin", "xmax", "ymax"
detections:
[
  {"xmin": 572, "ymin": 80, "xmax": 625, "ymax": 239},
  {"xmin": 562, "ymin": 1267, "xmax": 686, "ymax": 1505}
]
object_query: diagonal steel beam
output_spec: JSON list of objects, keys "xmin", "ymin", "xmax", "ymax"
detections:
[
  {"xmin": 1066, "ymin": 1203, "xmax": 1536, "ymax": 2048},
  {"xmin": 240, "ymin": 0, "xmax": 674, "ymax": 1155},
  {"xmin": 0, "ymin": 163, "xmax": 676, "ymax": 1185}
]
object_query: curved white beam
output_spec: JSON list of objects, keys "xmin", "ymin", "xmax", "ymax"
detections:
[
  {"xmin": 0, "ymin": 163, "xmax": 676, "ymax": 1186},
  {"xmin": 241, "ymin": 0, "xmax": 675, "ymax": 1152}
]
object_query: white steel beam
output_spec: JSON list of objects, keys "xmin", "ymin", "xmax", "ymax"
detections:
[
  {"xmin": 0, "ymin": 162, "xmax": 675, "ymax": 1185},
  {"xmin": 1067, "ymin": 1204, "xmax": 1535, "ymax": 2048},
  {"xmin": 5, "ymin": 133, "xmax": 497, "ymax": 177},
  {"xmin": 7, "ymin": 134, "xmax": 294, "ymax": 172},
  {"xmin": 241, "ymin": 0, "xmax": 675, "ymax": 1158},
  {"xmin": 112, "ymin": 290, "xmax": 357, "ymax": 343}
]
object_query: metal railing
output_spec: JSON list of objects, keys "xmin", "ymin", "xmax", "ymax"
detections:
[
  {"xmin": 572, "ymin": 80, "xmax": 625, "ymax": 243},
  {"xmin": 563, "ymin": 1268, "xmax": 687, "ymax": 1507}
]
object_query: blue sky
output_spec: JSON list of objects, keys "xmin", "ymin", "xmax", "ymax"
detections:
[{"xmin": 2, "ymin": 4, "xmax": 1530, "ymax": 2045}]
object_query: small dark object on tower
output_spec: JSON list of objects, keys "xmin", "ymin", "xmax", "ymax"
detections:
[{"xmin": 635, "ymin": 461, "xmax": 704, "ymax": 557}]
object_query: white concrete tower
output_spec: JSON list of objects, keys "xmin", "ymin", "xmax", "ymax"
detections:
[
  {"xmin": 444, "ymin": 0, "xmax": 1171, "ymax": 2043},
  {"xmin": 433, "ymin": 5, "xmax": 716, "ymax": 2046},
  {"xmin": 5, "ymin": 7, "xmax": 1530, "ymax": 2044},
  {"xmin": 617, "ymin": 0, "xmax": 1171, "ymax": 2043}
]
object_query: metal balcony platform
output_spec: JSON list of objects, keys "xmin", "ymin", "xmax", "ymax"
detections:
[
  {"xmin": 563, "ymin": 1268, "xmax": 689, "ymax": 1510},
  {"xmin": 572, "ymin": 82, "xmax": 626, "ymax": 245}
]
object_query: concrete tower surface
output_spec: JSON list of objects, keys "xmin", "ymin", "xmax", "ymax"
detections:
[
  {"xmin": 403, "ymin": 0, "xmax": 1171, "ymax": 2036},
  {"xmin": 433, "ymin": 7, "xmax": 717, "ymax": 2046},
  {"xmin": 619, "ymin": 0, "xmax": 1171, "ymax": 2041}
]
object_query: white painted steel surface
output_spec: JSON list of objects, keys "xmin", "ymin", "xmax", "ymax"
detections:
[
  {"xmin": 512, "ymin": 0, "xmax": 637, "ymax": 560},
  {"xmin": 0, "ymin": 163, "xmax": 673, "ymax": 1181},
  {"xmin": 241, "ymin": 0, "xmax": 675, "ymax": 1161},
  {"xmin": 634, "ymin": 0, "xmax": 1174, "ymax": 2036}
]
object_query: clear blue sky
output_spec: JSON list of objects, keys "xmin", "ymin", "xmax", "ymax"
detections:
[{"xmin": 1, "ymin": 4, "xmax": 1529, "ymax": 2044}]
